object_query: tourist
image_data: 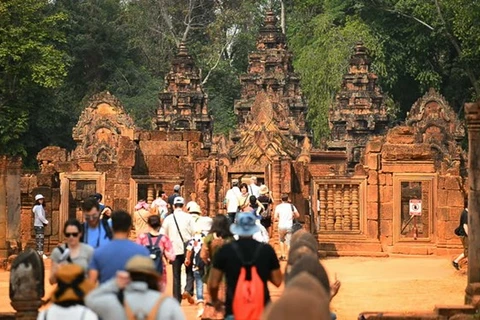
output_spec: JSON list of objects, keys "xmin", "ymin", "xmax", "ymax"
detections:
[
  {"xmin": 208, "ymin": 211, "xmax": 282, "ymax": 319},
  {"xmin": 257, "ymin": 185, "xmax": 273, "ymax": 237},
  {"xmin": 185, "ymin": 232, "xmax": 207, "ymax": 317},
  {"xmin": 249, "ymin": 176, "xmax": 260, "ymax": 198},
  {"xmin": 136, "ymin": 215, "xmax": 175, "ymax": 292},
  {"xmin": 151, "ymin": 190, "xmax": 169, "ymax": 220},
  {"xmin": 85, "ymin": 255, "xmax": 185, "ymax": 320},
  {"xmin": 32, "ymin": 194, "xmax": 49, "ymax": 259},
  {"xmin": 200, "ymin": 215, "xmax": 233, "ymax": 320},
  {"xmin": 453, "ymin": 199, "xmax": 469, "ymax": 270},
  {"xmin": 92, "ymin": 193, "xmax": 106, "ymax": 212},
  {"xmin": 186, "ymin": 201, "xmax": 213, "ymax": 234},
  {"xmin": 237, "ymin": 183, "xmax": 250, "ymax": 212},
  {"xmin": 49, "ymin": 218, "xmax": 94, "ymax": 285},
  {"xmin": 160, "ymin": 197, "xmax": 195, "ymax": 303},
  {"xmin": 225, "ymin": 179, "xmax": 241, "ymax": 224},
  {"xmin": 262, "ymin": 272, "xmax": 331, "ymax": 320},
  {"xmin": 167, "ymin": 184, "xmax": 182, "ymax": 212},
  {"xmin": 274, "ymin": 194, "xmax": 300, "ymax": 261},
  {"xmin": 81, "ymin": 197, "xmax": 112, "ymax": 249},
  {"xmin": 38, "ymin": 264, "xmax": 97, "ymax": 320},
  {"xmin": 89, "ymin": 210, "xmax": 149, "ymax": 284},
  {"xmin": 133, "ymin": 199, "xmax": 151, "ymax": 236},
  {"xmin": 241, "ymin": 195, "xmax": 265, "ymax": 216}
]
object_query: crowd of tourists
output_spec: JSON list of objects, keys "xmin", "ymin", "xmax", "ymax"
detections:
[{"xmin": 33, "ymin": 177, "xmax": 342, "ymax": 320}]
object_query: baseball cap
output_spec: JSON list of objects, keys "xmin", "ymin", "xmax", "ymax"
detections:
[{"xmin": 173, "ymin": 185, "xmax": 181, "ymax": 191}]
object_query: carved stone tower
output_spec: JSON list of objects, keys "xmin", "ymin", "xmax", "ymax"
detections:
[
  {"xmin": 328, "ymin": 42, "xmax": 389, "ymax": 170},
  {"xmin": 156, "ymin": 42, "xmax": 212, "ymax": 146},
  {"xmin": 233, "ymin": 11, "xmax": 309, "ymax": 144}
]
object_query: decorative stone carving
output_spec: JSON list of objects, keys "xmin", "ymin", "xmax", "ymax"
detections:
[
  {"xmin": 10, "ymin": 249, "xmax": 44, "ymax": 320},
  {"xmin": 72, "ymin": 91, "xmax": 135, "ymax": 164},
  {"xmin": 328, "ymin": 42, "xmax": 389, "ymax": 170},
  {"xmin": 233, "ymin": 11, "xmax": 309, "ymax": 145},
  {"xmin": 156, "ymin": 42, "xmax": 212, "ymax": 148}
]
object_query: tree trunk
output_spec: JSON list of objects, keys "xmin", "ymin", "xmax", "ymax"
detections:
[{"xmin": 280, "ymin": 0, "xmax": 286, "ymax": 34}]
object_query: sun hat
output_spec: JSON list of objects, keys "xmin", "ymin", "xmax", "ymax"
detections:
[
  {"xmin": 259, "ymin": 185, "xmax": 269, "ymax": 195},
  {"xmin": 51, "ymin": 264, "xmax": 95, "ymax": 303},
  {"xmin": 35, "ymin": 194, "xmax": 45, "ymax": 201},
  {"xmin": 186, "ymin": 201, "xmax": 202, "ymax": 214},
  {"xmin": 125, "ymin": 255, "xmax": 159, "ymax": 278},
  {"xmin": 230, "ymin": 211, "xmax": 260, "ymax": 237},
  {"xmin": 173, "ymin": 184, "xmax": 181, "ymax": 191},
  {"xmin": 173, "ymin": 197, "xmax": 185, "ymax": 205}
]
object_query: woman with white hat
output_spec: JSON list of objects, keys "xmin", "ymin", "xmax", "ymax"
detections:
[{"xmin": 33, "ymin": 194, "xmax": 49, "ymax": 259}]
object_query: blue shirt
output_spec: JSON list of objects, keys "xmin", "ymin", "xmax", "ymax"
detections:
[
  {"xmin": 83, "ymin": 220, "xmax": 112, "ymax": 249},
  {"xmin": 89, "ymin": 239, "xmax": 150, "ymax": 283}
]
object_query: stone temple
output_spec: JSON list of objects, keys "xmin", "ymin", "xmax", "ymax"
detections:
[{"xmin": 0, "ymin": 11, "xmax": 467, "ymax": 258}]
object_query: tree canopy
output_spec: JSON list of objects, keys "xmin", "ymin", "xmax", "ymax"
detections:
[{"xmin": 0, "ymin": 0, "xmax": 479, "ymax": 165}]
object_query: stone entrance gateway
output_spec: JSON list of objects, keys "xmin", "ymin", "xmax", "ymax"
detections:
[{"xmin": 0, "ymin": 10, "xmax": 467, "ymax": 258}]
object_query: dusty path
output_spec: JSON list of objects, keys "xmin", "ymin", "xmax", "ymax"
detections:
[{"xmin": 0, "ymin": 256, "xmax": 466, "ymax": 319}]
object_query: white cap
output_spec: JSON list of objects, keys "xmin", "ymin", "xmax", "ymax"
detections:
[
  {"xmin": 186, "ymin": 201, "xmax": 201, "ymax": 214},
  {"xmin": 173, "ymin": 197, "xmax": 185, "ymax": 205},
  {"xmin": 173, "ymin": 185, "xmax": 181, "ymax": 191},
  {"xmin": 35, "ymin": 194, "xmax": 45, "ymax": 201}
]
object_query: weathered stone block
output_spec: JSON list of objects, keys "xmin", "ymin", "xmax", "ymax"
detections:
[
  {"xmin": 445, "ymin": 176, "xmax": 461, "ymax": 190},
  {"xmin": 380, "ymin": 202, "xmax": 393, "ymax": 220},
  {"xmin": 114, "ymin": 183, "xmax": 130, "ymax": 198},
  {"xmin": 385, "ymin": 173, "xmax": 392, "ymax": 186},
  {"xmin": 117, "ymin": 149, "xmax": 135, "ymax": 167},
  {"xmin": 447, "ymin": 190, "xmax": 464, "ymax": 207},
  {"xmin": 139, "ymin": 141, "xmax": 188, "ymax": 157},
  {"xmin": 149, "ymin": 131, "xmax": 168, "ymax": 141},
  {"xmin": 437, "ymin": 207, "xmax": 449, "ymax": 221},
  {"xmin": 190, "ymin": 142, "xmax": 210, "ymax": 158},
  {"xmin": 385, "ymin": 126, "xmax": 416, "ymax": 144},
  {"xmin": 366, "ymin": 154, "xmax": 379, "ymax": 170},
  {"xmin": 367, "ymin": 202, "xmax": 379, "ymax": 220},
  {"xmin": 144, "ymin": 156, "xmax": 180, "ymax": 175},
  {"xmin": 365, "ymin": 138, "xmax": 383, "ymax": 153},
  {"xmin": 380, "ymin": 220, "xmax": 392, "ymax": 237},
  {"xmin": 378, "ymin": 173, "xmax": 386, "ymax": 186},
  {"xmin": 113, "ymin": 198, "xmax": 129, "ymax": 211},
  {"xmin": 381, "ymin": 162, "xmax": 435, "ymax": 173},
  {"xmin": 438, "ymin": 190, "xmax": 448, "ymax": 207},
  {"xmin": 166, "ymin": 132, "xmax": 183, "ymax": 141},
  {"xmin": 37, "ymin": 146, "xmax": 67, "ymax": 163},
  {"xmin": 115, "ymin": 167, "xmax": 132, "ymax": 183},
  {"xmin": 182, "ymin": 131, "xmax": 202, "ymax": 142},
  {"xmin": 380, "ymin": 186, "xmax": 393, "ymax": 203},
  {"xmin": 448, "ymin": 207, "xmax": 463, "ymax": 221},
  {"xmin": 51, "ymin": 189, "xmax": 60, "ymax": 209},
  {"xmin": 56, "ymin": 161, "xmax": 78, "ymax": 173},
  {"xmin": 367, "ymin": 185, "xmax": 378, "ymax": 202},
  {"xmin": 367, "ymin": 170, "xmax": 378, "ymax": 185},
  {"xmin": 438, "ymin": 176, "xmax": 446, "ymax": 190},
  {"xmin": 367, "ymin": 219, "xmax": 379, "ymax": 238},
  {"xmin": 78, "ymin": 161, "xmax": 95, "ymax": 171},
  {"xmin": 36, "ymin": 174, "xmax": 54, "ymax": 187}
]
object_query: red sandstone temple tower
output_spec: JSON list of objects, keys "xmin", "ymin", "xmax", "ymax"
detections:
[
  {"xmin": 233, "ymin": 11, "xmax": 309, "ymax": 145},
  {"xmin": 328, "ymin": 42, "xmax": 389, "ymax": 170},
  {"xmin": 156, "ymin": 42, "xmax": 213, "ymax": 147}
]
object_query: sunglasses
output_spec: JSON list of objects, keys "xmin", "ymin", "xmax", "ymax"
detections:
[
  {"xmin": 65, "ymin": 232, "xmax": 79, "ymax": 238},
  {"xmin": 85, "ymin": 214, "xmax": 99, "ymax": 221}
]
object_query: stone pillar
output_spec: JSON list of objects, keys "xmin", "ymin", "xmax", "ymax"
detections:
[{"xmin": 465, "ymin": 100, "xmax": 480, "ymax": 306}]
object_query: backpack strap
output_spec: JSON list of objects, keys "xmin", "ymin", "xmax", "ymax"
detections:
[
  {"xmin": 146, "ymin": 295, "xmax": 169, "ymax": 320},
  {"xmin": 102, "ymin": 219, "xmax": 113, "ymax": 240},
  {"xmin": 146, "ymin": 233, "xmax": 163, "ymax": 247}
]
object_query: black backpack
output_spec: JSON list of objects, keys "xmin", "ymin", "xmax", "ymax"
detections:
[{"xmin": 146, "ymin": 233, "xmax": 164, "ymax": 274}]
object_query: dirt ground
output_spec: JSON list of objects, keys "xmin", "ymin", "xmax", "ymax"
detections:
[{"xmin": 0, "ymin": 256, "xmax": 466, "ymax": 319}]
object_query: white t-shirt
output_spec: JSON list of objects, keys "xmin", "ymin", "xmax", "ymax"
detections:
[
  {"xmin": 37, "ymin": 304, "xmax": 98, "ymax": 320},
  {"xmin": 225, "ymin": 188, "xmax": 240, "ymax": 213},
  {"xmin": 249, "ymin": 183, "xmax": 260, "ymax": 198},
  {"xmin": 160, "ymin": 209, "xmax": 194, "ymax": 255},
  {"xmin": 275, "ymin": 202, "xmax": 298, "ymax": 230}
]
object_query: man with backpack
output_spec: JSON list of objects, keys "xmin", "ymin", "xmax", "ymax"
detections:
[
  {"xmin": 167, "ymin": 185, "xmax": 181, "ymax": 213},
  {"xmin": 453, "ymin": 198, "xmax": 469, "ymax": 270},
  {"xmin": 81, "ymin": 197, "xmax": 112, "ymax": 249},
  {"xmin": 208, "ymin": 212, "xmax": 282, "ymax": 320}
]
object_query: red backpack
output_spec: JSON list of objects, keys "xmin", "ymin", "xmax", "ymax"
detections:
[{"xmin": 232, "ymin": 242, "xmax": 265, "ymax": 320}]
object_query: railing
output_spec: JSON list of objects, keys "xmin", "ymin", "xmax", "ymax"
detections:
[{"xmin": 313, "ymin": 180, "xmax": 365, "ymax": 234}]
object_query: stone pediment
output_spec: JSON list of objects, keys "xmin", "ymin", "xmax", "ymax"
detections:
[{"xmin": 72, "ymin": 91, "xmax": 135, "ymax": 164}]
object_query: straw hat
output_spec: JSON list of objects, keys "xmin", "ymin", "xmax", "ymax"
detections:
[
  {"xmin": 259, "ymin": 185, "xmax": 269, "ymax": 195},
  {"xmin": 125, "ymin": 255, "xmax": 159, "ymax": 278},
  {"xmin": 51, "ymin": 264, "xmax": 95, "ymax": 303}
]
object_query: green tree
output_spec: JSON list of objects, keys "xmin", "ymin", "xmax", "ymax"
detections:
[{"xmin": 0, "ymin": 0, "xmax": 68, "ymax": 156}]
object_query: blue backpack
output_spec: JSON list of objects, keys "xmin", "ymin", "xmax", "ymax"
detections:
[{"xmin": 145, "ymin": 233, "xmax": 164, "ymax": 274}]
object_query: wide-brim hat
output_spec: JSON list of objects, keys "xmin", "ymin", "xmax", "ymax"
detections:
[
  {"xmin": 259, "ymin": 185, "xmax": 269, "ymax": 195},
  {"xmin": 126, "ymin": 255, "xmax": 159, "ymax": 278},
  {"xmin": 35, "ymin": 194, "xmax": 45, "ymax": 201},
  {"xmin": 230, "ymin": 212, "xmax": 260, "ymax": 237},
  {"xmin": 51, "ymin": 264, "xmax": 95, "ymax": 303}
]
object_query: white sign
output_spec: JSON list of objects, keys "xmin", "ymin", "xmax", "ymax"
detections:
[{"xmin": 409, "ymin": 199, "xmax": 422, "ymax": 216}]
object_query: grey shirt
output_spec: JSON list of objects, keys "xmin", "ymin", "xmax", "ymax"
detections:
[
  {"xmin": 50, "ymin": 243, "xmax": 94, "ymax": 271},
  {"xmin": 85, "ymin": 279, "xmax": 185, "ymax": 320}
]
